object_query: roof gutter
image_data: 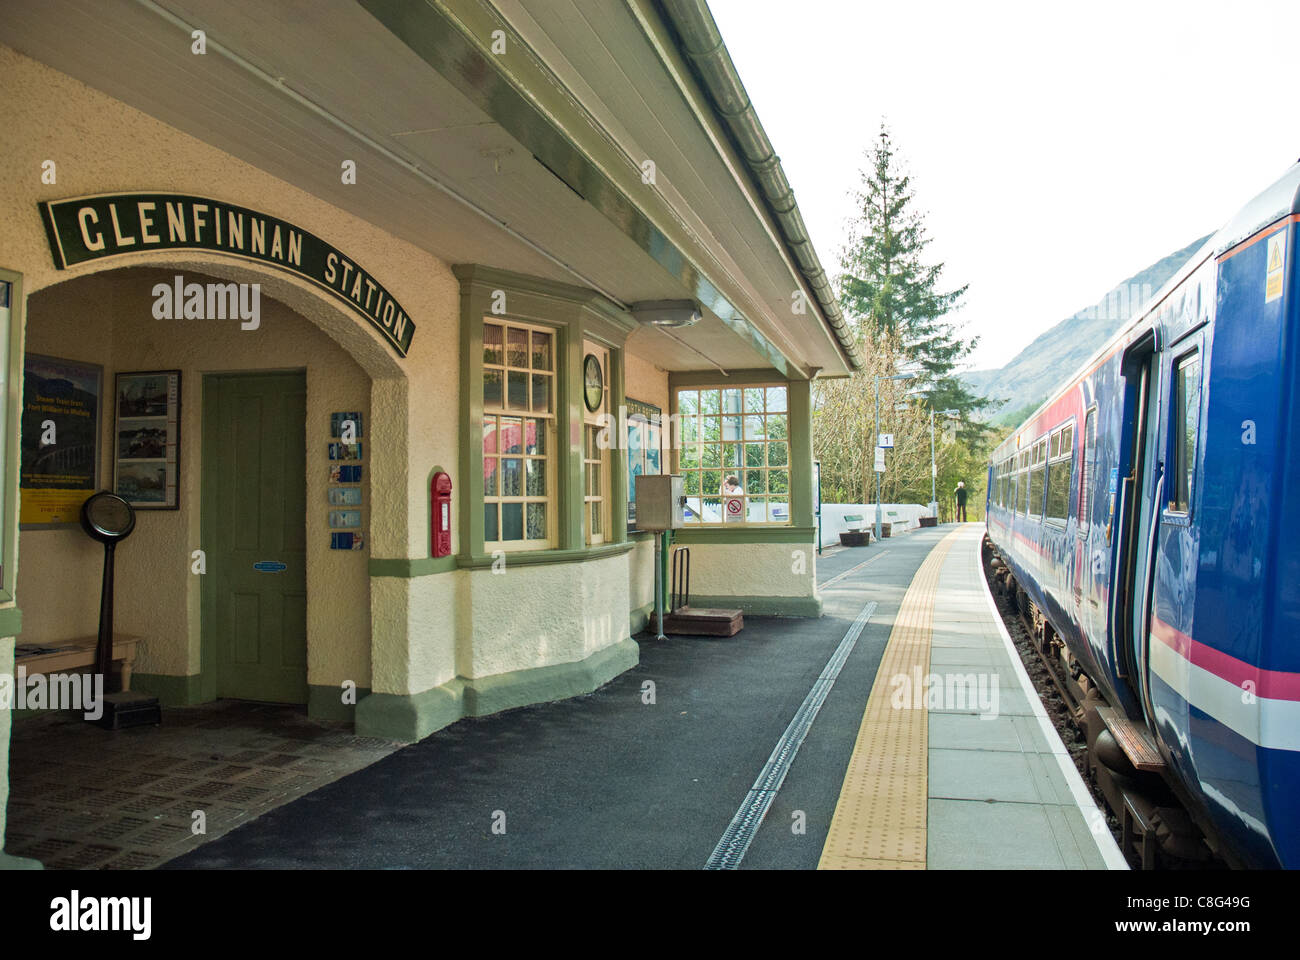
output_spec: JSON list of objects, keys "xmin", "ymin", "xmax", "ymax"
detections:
[{"xmin": 655, "ymin": 0, "xmax": 862, "ymax": 371}]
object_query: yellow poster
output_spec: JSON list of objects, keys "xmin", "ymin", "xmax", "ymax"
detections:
[{"xmin": 20, "ymin": 353, "xmax": 101, "ymax": 525}]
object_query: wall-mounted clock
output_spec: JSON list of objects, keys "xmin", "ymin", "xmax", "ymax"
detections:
[{"xmin": 583, "ymin": 353, "xmax": 603, "ymax": 412}]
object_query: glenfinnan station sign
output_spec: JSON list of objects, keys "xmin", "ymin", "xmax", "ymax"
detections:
[{"xmin": 39, "ymin": 193, "xmax": 415, "ymax": 356}]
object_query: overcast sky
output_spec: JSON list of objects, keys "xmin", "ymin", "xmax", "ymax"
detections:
[{"xmin": 708, "ymin": 0, "xmax": 1300, "ymax": 371}]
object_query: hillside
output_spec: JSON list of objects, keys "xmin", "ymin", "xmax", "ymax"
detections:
[{"xmin": 962, "ymin": 234, "xmax": 1212, "ymax": 426}]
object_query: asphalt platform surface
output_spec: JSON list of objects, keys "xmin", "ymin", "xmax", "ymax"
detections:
[{"xmin": 166, "ymin": 528, "xmax": 951, "ymax": 869}]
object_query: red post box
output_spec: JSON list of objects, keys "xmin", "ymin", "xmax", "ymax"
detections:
[{"xmin": 431, "ymin": 471, "xmax": 452, "ymax": 557}]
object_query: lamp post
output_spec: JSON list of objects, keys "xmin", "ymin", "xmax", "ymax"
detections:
[
  {"xmin": 875, "ymin": 372, "xmax": 916, "ymax": 542},
  {"xmin": 929, "ymin": 408, "xmax": 959, "ymax": 519}
]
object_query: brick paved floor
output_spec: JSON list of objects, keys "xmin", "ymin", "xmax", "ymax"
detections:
[{"xmin": 4, "ymin": 701, "xmax": 399, "ymax": 869}]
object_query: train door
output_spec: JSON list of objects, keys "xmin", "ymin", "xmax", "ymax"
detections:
[{"xmin": 1113, "ymin": 331, "xmax": 1162, "ymax": 722}]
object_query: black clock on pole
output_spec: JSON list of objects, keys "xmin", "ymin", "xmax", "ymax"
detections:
[{"xmin": 79, "ymin": 491, "xmax": 160, "ymax": 729}]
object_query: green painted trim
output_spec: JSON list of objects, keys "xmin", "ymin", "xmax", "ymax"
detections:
[
  {"xmin": 361, "ymin": 0, "xmax": 795, "ymax": 377},
  {"xmin": 356, "ymin": 678, "xmax": 466, "ymax": 743},
  {"xmin": 462, "ymin": 637, "xmax": 639, "ymax": 718},
  {"xmin": 608, "ymin": 345, "xmax": 628, "ymax": 545},
  {"xmin": 131, "ymin": 672, "xmax": 204, "ymax": 706},
  {"xmin": 368, "ymin": 556, "xmax": 458, "ymax": 578},
  {"xmin": 670, "ymin": 526, "xmax": 815, "ymax": 544},
  {"xmin": 0, "ymin": 266, "xmax": 25, "ymax": 605},
  {"xmin": 789, "ymin": 379, "xmax": 815, "ymax": 529},
  {"xmin": 0, "ymin": 606, "xmax": 22, "ymax": 638},
  {"xmin": 689, "ymin": 594, "xmax": 823, "ymax": 618},
  {"xmin": 629, "ymin": 601, "xmax": 654, "ymax": 636},
  {"xmin": 199, "ymin": 376, "xmax": 220, "ymax": 704},
  {"xmin": 354, "ymin": 638, "xmax": 640, "ymax": 741},
  {"xmin": 456, "ymin": 541, "xmax": 634, "ymax": 570},
  {"xmin": 0, "ymin": 852, "xmax": 43, "ymax": 870},
  {"xmin": 668, "ymin": 368, "xmax": 805, "ymax": 388},
  {"xmin": 452, "ymin": 265, "xmax": 633, "ymax": 336},
  {"xmin": 308, "ymin": 684, "xmax": 371, "ymax": 722},
  {"xmin": 456, "ymin": 267, "xmax": 643, "ymax": 560}
]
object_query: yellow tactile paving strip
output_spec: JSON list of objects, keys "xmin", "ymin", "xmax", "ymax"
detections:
[{"xmin": 817, "ymin": 527, "xmax": 964, "ymax": 870}]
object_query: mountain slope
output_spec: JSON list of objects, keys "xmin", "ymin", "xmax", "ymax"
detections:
[{"xmin": 962, "ymin": 234, "xmax": 1212, "ymax": 425}]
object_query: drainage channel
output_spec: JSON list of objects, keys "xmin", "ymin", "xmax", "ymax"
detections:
[{"xmin": 704, "ymin": 600, "xmax": 878, "ymax": 869}]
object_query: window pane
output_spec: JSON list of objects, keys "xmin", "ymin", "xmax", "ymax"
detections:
[
  {"xmin": 721, "ymin": 442, "xmax": 742, "ymax": 469},
  {"xmin": 525, "ymin": 419, "xmax": 546, "ymax": 456},
  {"xmin": 1080, "ymin": 411, "xmax": 1096, "ymax": 529},
  {"xmin": 531, "ymin": 331, "xmax": 552, "ymax": 371},
  {"xmin": 722, "ymin": 415, "xmax": 742, "ymax": 441},
  {"xmin": 501, "ymin": 417, "xmax": 522, "ymax": 455},
  {"xmin": 1174, "ymin": 353, "xmax": 1200, "ymax": 511},
  {"xmin": 684, "ymin": 472, "xmax": 700, "ymax": 495},
  {"xmin": 745, "ymin": 443, "xmax": 765, "ymax": 468},
  {"xmin": 768, "ymin": 442, "xmax": 788, "ymax": 467},
  {"xmin": 502, "ymin": 458, "xmax": 522, "ymax": 496},
  {"xmin": 507, "ymin": 371, "xmax": 528, "ymax": 410},
  {"xmin": 699, "ymin": 390, "xmax": 720, "ymax": 415},
  {"xmin": 484, "ymin": 503, "xmax": 498, "ymax": 542},
  {"xmin": 590, "ymin": 501, "xmax": 602, "ymax": 536},
  {"xmin": 507, "ymin": 328, "xmax": 528, "ymax": 367},
  {"xmin": 681, "ymin": 415, "xmax": 699, "ymax": 442},
  {"xmin": 484, "ymin": 456, "xmax": 498, "ymax": 496},
  {"xmin": 722, "ymin": 388, "xmax": 742, "ymax": 414},
  {"xmin": 482, "ymin": 419, "xmax": 498, "ymax": 454},
  {"xmin": 766, "ymin": 386, "xmax": 787, "ymax": 412},
  {"xmin": 678, "ymin": 391, "xmax": 699, "ymax": 416},
  {"xmin": 746, "ymin": 470, "xmax": 764, "ymax": 495},
  {"xmin": 769, "ymin": 469, "xmax": 789, "ymax": 495},
  {"xmin": 1047, "ymin": 457, "xmax": 1070, "ymax": 519},
  {"xmin": 526, "ymin": 459, "xmax": 546, "ymax": 496},
  {"xmin": 531, "ymin": 374, "xmax": 550, "ymax": 413},
  {"xmin": 744, "ymin": 388, "xmax": 765, "ymax": 413},
  {"xmin": 680, "ymin": 443, "xmax": 700, "ymax": 470},
  {"xmin": 483, "ymin": 324, "xmax": 503, "ymax": 365},
  {"xmin": 526, "ymin": 503, "xmax": 546, "ymax": 540},
  {"xmin": 1050, "ymin": 432, "xmax": 1060, "ymax": 458},
  {"xmin": 701, "ymin": 417, "xmax": 720, "ymax": 443},
  {"xmin": 744, "ymin": 416, "xmax": 764, "ymax": 440},
  {"xmin": 501, "ymin": 502, "xmax": 523, "ymax": 540},
  {"xmin": 702, "ymin": 444, "xmax": 721, "ymax": 468},
  {"xmin": 484, "ymin": 369, "xmax": 502, "ymax": 409},
  {"xmin": 1029, "ymin": 466, "xmax": 1044, "ymax": 516},
  {"xmin": 703, "ymin": 470, "xmax": 721, "ymax": 495}
]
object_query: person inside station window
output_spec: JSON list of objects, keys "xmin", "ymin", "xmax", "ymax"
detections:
[
  {"xmin": 722, "ymin": 475, "xmax": 742, "ymax": 496},
  {"xmin": 955, "ymin": 480, "xmax": 968, "ymax": 522}
]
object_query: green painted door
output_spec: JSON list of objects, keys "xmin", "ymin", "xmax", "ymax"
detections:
[{"xmin": 204, "ymin": 372, "xmax": 307, "ymax": 703}]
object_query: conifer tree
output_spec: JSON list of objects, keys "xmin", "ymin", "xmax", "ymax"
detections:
[{"xmin": 838, "ymin": 124, "xmax": 991, "ymax": 433}]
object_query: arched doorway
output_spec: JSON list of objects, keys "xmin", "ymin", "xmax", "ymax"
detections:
[{"xmin": 18, "ymin": 261, "xmax": 392, "ymax": 711}]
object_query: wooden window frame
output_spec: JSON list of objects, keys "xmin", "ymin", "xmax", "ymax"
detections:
[
  {"xmin": 673, "ymin": 384, "xmax": 792, "ymax": 526},
  {"xmin": 483, "ymin": 317, "xmax": 558, "ymax": 552}
]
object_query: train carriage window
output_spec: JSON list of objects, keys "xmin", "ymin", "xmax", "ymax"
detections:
[
  {"xmin": 1079, "ymin": 408, "xmax": 1096, "ymax": 532},
  {"xmin": 1046, "ymin": 423, "xmax": 1074, "ymax": 521},
  {"xmin": 1029, "ymin": 438, "xmax": 1047, "ymax": 519},
  {"xmin": 1170, "ymin": 352, "xmax": 1201, "ymax": 513}
]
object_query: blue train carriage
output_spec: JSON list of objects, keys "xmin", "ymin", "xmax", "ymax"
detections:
[{"xmin": 984, "ymin": 162, "xmax": 1300, "ymax": 868}]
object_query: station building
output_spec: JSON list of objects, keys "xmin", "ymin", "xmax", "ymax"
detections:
[{"xmin": 0, "ymin": 0, "xmax": 859, "ymax": 857}]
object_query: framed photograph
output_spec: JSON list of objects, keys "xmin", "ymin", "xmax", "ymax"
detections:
[
  {"xmin": 20, "ymin": 353, "xmax": 103, "ymax": 527},
  {"xmin": 113, "ymin": 371, "xmax": 180, "ymax": 509},
  {"xmin": 625, "ymin": 397, "xmax": 662, "ymax": 532}
]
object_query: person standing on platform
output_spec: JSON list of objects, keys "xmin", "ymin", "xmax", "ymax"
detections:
[{"xmin": 955, "ymin": 480, "xmax": 968, "ymax": 522}]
